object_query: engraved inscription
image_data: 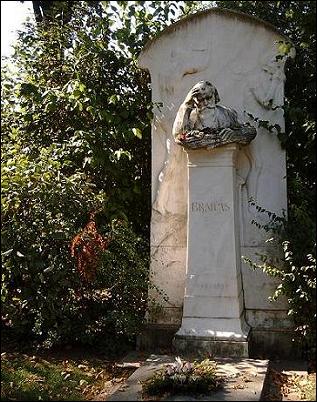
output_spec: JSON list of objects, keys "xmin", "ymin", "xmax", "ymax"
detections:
[{"xmin": 191, "ymin": 201, "xmax": 230, "ymax": 213}]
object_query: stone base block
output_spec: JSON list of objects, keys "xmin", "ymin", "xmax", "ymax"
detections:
[
  {"xmin": 249, "ymin": 329, "xmax": 301, "ymax": 359},
  {"xmin": 136, "ymin": 324, "xmax": 180, "ymax": 352},
  {"xmin": 173, "ymin": 335, "xmax": 249, "ymax": 357},
  {"xmin": 136, "ymin": 324, "xmax": 300, "ymax": 359}
]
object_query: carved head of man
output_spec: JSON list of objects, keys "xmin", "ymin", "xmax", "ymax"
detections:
[{"xmin": 186, "ymin": 81, "xmax": 220, "ymax": 110}]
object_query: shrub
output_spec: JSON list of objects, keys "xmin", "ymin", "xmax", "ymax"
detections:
[
  {"xmin": 1, "ymin": 1, "xmax": 184, "ymax": 349},
  {"xmin": 243, "ymin": 199, "xmax": 316, "ymax": 359},
  {"xmin": 2, "ymin": 213, "xmax": 152, "ymax": 352}
]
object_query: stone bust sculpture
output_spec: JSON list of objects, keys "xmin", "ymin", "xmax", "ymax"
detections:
[{"xmin": 173, "ymin": 81, "xmax": 256, "ymax": 149}]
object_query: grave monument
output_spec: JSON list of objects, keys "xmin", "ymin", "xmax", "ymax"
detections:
[{"xmin": 138, "ymin": 8, "xmax": 295, "ymax": 357}]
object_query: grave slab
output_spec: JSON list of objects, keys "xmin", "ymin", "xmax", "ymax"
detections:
[{"xmin": 106, "ymin": 354, "xmax": 269, "ymax": 401}]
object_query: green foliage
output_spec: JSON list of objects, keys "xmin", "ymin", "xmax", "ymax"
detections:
[
  {"xmin": 1, "ymin": 1, "xmax": 186, "ymax": 240},
  {"xmin": 1, "ymin": 219, "xmax": 151, "ymax": 351},
  {"xmin": 243, "ymin": 199, "xmax": 316, "ymax": 358},
  {"xmin": 2, "ymin": 2, "xmax": 151, "ymax": 236},
  {"xmin": 1, "ymin": 1, "xmax": 186, "ymax": 347},
  {"xmin": 142, "ymin": 357, "xmax": 222, "ymax": 397},
  {"xmin": 74, "ymin": 220, "xmax": 152, "ymax": 347}
]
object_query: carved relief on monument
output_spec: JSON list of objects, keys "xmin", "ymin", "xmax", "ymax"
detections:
[
  {"xmin": 172, "ymin": 81, "xmax": 257, "ymax": 149},
  {"xmin": 249, "ymin": 47, "xmax": 294, "ymax": 110}
]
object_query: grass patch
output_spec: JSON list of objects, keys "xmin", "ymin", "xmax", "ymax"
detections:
[{"xmin": 1, "ymin": 350, "xmax": 134, "ymax": 401}]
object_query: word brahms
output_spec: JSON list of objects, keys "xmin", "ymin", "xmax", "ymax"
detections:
[{"xmin": 191, "ymin": 201, "xmax": 230, "ymax": 214}]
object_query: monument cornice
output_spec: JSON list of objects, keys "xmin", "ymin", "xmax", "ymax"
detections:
[
  {"xmin": 139, "ymin": 7, "xmax": 293, "ymax": 63},
  {"xmin": 186, "ymin": 144, "xmax": 239, "ymax": 168}
]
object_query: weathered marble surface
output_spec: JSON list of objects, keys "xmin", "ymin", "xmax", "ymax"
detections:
[
  {"xmin": 174, "ymin": 144, "xmax": 249, "ymax": 355},
  {"xmin": 138, "ymin": 9, "xmax": 294, "ymax": 332},
  {"xmin": 173, "ymin": 80, "xmax": 256, "ymax": 149}
]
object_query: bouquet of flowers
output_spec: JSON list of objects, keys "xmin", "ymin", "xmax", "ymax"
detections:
[{"xmin": 142, "ymin": 357, "xmax": 222, "ymax": 396}]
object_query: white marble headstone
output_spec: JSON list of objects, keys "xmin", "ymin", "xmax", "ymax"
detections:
[{"xmin": 138, "ymin": 9, "xmax": 294, "ymax": 334}]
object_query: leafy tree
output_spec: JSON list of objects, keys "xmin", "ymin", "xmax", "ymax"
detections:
[
  {"xmin": 1, "ymin": 0, "xmax": 184, "ymax": 347},
  {"xmin": 20, "ymin": 1, "xmax": 76, "ymax": 24}
]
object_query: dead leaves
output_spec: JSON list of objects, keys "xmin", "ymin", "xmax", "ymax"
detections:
[
  {"xmin": 232, "ymin": 383, "xmax": 246, "ymax": 390},
  {"xmin": 282, "ymin": 372, "xmax": 316, "ymax": 400},
  {"xmin": 263, "ymin": 368, "xmax": 316, "ymax": 401},
  {"xmin": 25, "ymin": 374, "xmax": 45, "ymax": 384},
  {"xmin": 70, "ymin": 211, "xmax": 110, "ymax": 283},
  {"xmin": 71, "ymin": 360, "xmax": 134, "ymax": 400},
  {"xmin": 1, "ymin": 350, "xmax": 135, "ymax": 401},
  {"xmin": 61, "ymin": 360, "xmax": 74, "ymax": 380},
  {"xmin": 231, "ymin": 375, "xmax": 254, "ymax": 390},
  {"xmin": 77, "ymin": 364, "xmax": 88, "ymax": 370}
]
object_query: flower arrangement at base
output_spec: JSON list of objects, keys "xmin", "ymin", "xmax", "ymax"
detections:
[{"xmin": 141, "ymin": 357, "xmax": 223, "ymax": 397}]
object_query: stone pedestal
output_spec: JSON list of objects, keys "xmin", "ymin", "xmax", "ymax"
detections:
[{"xmin": 173, "ymin": 144, "xmax": 250, "ymax": 357}]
